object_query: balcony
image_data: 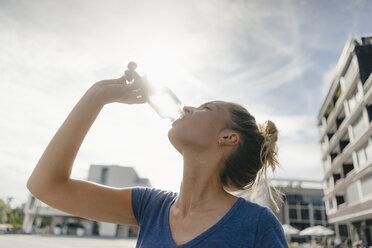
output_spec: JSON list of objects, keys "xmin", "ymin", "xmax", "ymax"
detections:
[
  {"xmin": 339, "ymin": 131, "xmax": 350, "ymax": 152},
  {"xmin": 367, "ymin": 103, "xmax": 372, "ymax": 123},
  {"xmin": 343, "ymin": 163, "xmax": 354, "ymax": 177},
  {"xmin": 333, "ymin": 85, "xmax": 342, "ymax": 106},
  {"xmin": 330, "ymin": 152, "xmax": 338, "ymax": 163},
  {"xmin": 336, "ymin": 195, "xmax": 345, "ymax": 207},
  {"xmin": 333, "ymin": 173, "xmax": 341, "ymax": 184}
]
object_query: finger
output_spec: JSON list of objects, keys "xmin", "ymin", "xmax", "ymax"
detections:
[
  {"xmin": 122, "ymin": 95, "xmax": 147, "ymax": 104},
  {"xmin": 127, "ymin": 90, "xmax": 144, "ymax": 99}
]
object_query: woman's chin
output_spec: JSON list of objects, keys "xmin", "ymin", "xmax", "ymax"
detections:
[{"xmin": 168, "ymin": 130, "xmax": 185, "ymax": 155}]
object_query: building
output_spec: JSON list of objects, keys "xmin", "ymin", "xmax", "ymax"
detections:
[
  {"xmin": 273, "ymin": 179, "xmax": 350, "ymax": 244},
  {"xmin": 317, "ymin": 35, "xmax": 372, "ymax": 245},
  {"xmin": 23, "ymin": 165, "xmax": 150, "ymax": 237},
  {"xmin": 234, "ymin": 179, "xmax": 339, "ymax": 243}
]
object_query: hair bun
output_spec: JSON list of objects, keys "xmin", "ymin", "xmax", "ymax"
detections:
[
  {"xmin": 262, "ymin": 120, "xmax": 278, "ymax": 142},
  {"xmin": 258, "ymin": 120, "xmax": 279, "ymax": 171}
]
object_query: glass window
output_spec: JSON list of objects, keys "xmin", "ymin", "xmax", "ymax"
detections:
[
  {"xmin": 101, "ymin": 167, "xmax": 108, "ymax": 184},
  {"xmin": 304, "ymin": 195, "xmax": 323, "ymax": 206},
  {"xmin": 289, "ymin": 208, "xmax": 297, "ymax": 219},
  {"xmin": 345, "ymin": 182, "xmax": 360, "ymax": 203},
  {"xmin": 356, "ymin": 142, "xmax": 371, "ymax": 167},
  {"xmin": 287, "ymin": 194, "xmax": 302, "ymax": 205},
  {"xmin": 339, "ymin": 224, "xmax": 349, "ymax": 237},
  {"xmin": 301, "ymin": 209, "xmax": 309, "ymax": 220},
  {"xmin": 313, "ymin": 209, "xmax": 322, "ymax": 221},
  {"xmin": 361, "ymin": 173, "xmax": 372, "ymax": 197}
]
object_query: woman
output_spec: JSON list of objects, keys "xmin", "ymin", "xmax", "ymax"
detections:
[{"xmin": 27, "ymin": 71, "xmax": 287, "ymax": 247}]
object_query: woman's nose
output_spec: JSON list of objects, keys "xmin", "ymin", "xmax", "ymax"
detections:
[{"xmin": 183, "ymin": 106, "xmax": 193, "ymax": 114}]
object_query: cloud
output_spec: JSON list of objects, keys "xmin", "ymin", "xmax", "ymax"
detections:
[
  {"xmin": 321, "ymin": 63, "xmax": 337, "ymax": 100},
  {"xmin": 1, "ymin": 0, "xmax": 371, "ymax": 207}
]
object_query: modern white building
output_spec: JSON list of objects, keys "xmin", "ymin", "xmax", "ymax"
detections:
[
  {"xmin": 317, "ymin": 35, "xmax": 372, "ymax": 245},
  {"xmin": 23, "ymin": 165, "xmax": 150, "ymax": 237}
]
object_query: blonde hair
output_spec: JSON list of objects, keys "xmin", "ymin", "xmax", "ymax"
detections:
[
  {"xmin": 255, "ymin": 120, "xmax": 282, "ymax": 212},
  {"xmin": 221, "ymin": 103, "xmax": 282, "ymax": 212}
]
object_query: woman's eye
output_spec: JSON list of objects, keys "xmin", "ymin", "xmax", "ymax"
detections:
[{"xmin": 197, "ymin": 105, "xmax": 211, "ymax": 110}]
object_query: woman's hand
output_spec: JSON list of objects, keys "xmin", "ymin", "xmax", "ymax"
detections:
[{"xmin": 91, "ymin": 75, "xmax": 147, "ymax": 106}]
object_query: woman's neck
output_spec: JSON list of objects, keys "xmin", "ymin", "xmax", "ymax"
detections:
[{"xmin": 174, "ymin": 149, "xmax": 235, "ymax": 217}]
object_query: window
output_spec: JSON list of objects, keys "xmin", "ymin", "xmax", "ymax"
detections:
[
  {"xmin": 101, "ymin": 167, "xmax": 108, "ymax": 184},
  {"xmin": 345, "ymin": 182, "xmax": 360, "ymax": 203},
  {"xmin": 313, "ymin": 209, "xmax": 322, "ymax": 221},
  {"xmin": 361, "ymin": 173, "xmax": 372, "ymax": 197},
  {"xmin": 352, "ymin": 113, "xmax": 366, "ymax": 138},
  {"xmin": 336, "ymin": 195, "xmax": 345, "ymax": 206},
  {"xmin": 339, "ymin": 224, "xmax": 349, "ymax": 237},
  {"xmin": 343, "ymin": 162, "xmax": 354, "ymax": 177},
  {"xmin": 287, "ymin": 194, "xmax": 302, "ymax": 205},
  {"xmin": 304, "ymin": 195, "xmax": 323, "ymax": 206},
  {"xmin": 289, "ymin": 208, "xmax": 297, "ymax": 219},
  {"xmin": 367, "ymin": 104, "xmax": 372, "ymax": 122},
  {"xmin": 301, "ymin": 209, "xmax": 309, "ymax": 220},
  {"xmin": 356, "ymin": 142, "xmax": 371, "ymax": 167}
]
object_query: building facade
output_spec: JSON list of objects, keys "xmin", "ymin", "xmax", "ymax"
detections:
[
  {"xmin": 23, "ymin": 165, "xmax": 150, "ymax": 237},
  {"xmin": 234, "ymin": 179, "xmax": 342, "ymax": 243},
  {"xmin": 318, "ymin": 35, "xmax": 372, "ymax": 245}
]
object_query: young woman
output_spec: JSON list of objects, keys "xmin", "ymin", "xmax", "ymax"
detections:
[{"xmin": 27, "ymin": 72, "xmax": 288, "ymax": 247}]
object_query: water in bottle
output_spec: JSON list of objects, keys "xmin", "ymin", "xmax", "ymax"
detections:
[{"xmin": 124, "ymin": 62, "xmax": 182, "ymax": 122}]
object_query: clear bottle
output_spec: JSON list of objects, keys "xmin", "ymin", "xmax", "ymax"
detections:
[{"xmin": 124, "ymin": 62, "xmax": 182, "ymax": 122}]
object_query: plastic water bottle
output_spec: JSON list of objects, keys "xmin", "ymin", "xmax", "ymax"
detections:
[{"xmin": 124, "ymin": 62, "xmax": 182, "ymax": 122}]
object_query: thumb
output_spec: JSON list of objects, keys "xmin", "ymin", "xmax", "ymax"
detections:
[{"xmin": 116, "ymin": 75, "xmax": 127, "ymax": 84}]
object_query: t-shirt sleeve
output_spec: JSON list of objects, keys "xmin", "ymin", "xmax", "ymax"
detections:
[
  {"xmin": 131, "ymin": 187, "xmax": 176, "ymax": 227},
  {"xmin": 255, "ymin": 208, "xmax": 288, "ymax": 248},
  {"xmin": 131, "ymin": 187, "xmax": 152, "ymax": 226}
]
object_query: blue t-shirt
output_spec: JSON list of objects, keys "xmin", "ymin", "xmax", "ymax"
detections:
[{"xmin": 131, "ymin": 187, "xmax": 288, "ymax": 247}]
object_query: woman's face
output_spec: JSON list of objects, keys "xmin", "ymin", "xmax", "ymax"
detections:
[{"xmin": 168, "ymin": 101, "xmax": 231, "ymax": 153}]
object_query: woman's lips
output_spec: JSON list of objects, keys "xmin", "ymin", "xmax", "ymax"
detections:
[{"xmin": 172, "ymin": 115, "xmax": 185, "ymax": 126}]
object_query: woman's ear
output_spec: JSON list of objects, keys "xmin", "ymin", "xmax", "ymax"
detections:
[{"xmin": 218, "ymin": 131, "xmax": 240, "ymax": 146}]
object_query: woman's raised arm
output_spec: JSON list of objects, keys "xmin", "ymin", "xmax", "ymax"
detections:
[{"xmin": 26, "ymin": 76, "xmax": 146, "ymax": 225}]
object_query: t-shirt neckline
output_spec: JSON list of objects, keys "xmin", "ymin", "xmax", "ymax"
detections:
[{"xmin": 165, "ymin": 196, "xmax": 244, "ymax": 248}]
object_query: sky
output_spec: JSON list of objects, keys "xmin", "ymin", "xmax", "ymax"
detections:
[{"xmin": 0, "ymin": 0, "xmax": 371, "ymax": 208}]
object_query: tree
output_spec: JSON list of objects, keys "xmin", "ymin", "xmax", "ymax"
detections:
[
  {"xmin": 8, "ymin": 205, "xmax": 25, "ymax": 231},
  {"xmin": 0, "ymin": 199, "xmax": 11, "ymax": 224}
]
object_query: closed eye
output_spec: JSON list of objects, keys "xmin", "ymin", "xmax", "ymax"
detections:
[{"xmin": 198, "ymin": 105, "xmax": 211, "ymax": 110}]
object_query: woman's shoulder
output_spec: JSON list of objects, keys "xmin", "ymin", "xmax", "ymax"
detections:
[
  {"xmin": 236, "ymin": 198, "xmax": 287, "ymax": 246},
  {"xmin": 237, "ymin": 198, "xmax": 281, "ymax": 226},
  {"xmin": 131, "ymin": 186, "xmax": 177, "ymax": 205},
  {"xmin": 237, "ymin": 197, "xmax": 267, "ymax": 214},
  {"xmin": 131, "ymin": 187, "xmax": 178, "ymax": 225}
]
